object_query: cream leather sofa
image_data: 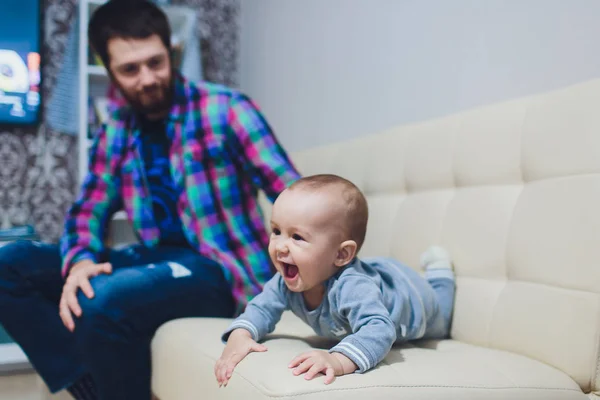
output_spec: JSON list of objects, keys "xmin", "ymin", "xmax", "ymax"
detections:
[{"xmin": 150, "ymin": 80, "xmax": 600, "ymax": 400}]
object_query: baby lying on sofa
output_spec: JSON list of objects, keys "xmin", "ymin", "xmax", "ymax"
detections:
[{"xmin": 215, "ymin": 174, "xmax": 456, "ymax": 386}]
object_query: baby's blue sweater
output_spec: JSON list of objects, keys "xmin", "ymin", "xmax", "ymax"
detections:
[{"xmin": 223, "ymin": 257, "xmax": 446, "ymax": 373}]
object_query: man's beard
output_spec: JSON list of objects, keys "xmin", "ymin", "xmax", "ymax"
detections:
[{"xmin": 116, "ymin": 79, "xmax": 174, "ymax": 117}]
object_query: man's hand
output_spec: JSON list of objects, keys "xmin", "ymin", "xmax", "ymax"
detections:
[
  {"xmin": 289, "ymin": 350, "xmax": 358, "ymax": 385},
  {"xmin": 59, "ymin": 259, "xmax": 112, "ymax": 332},
  {"xmin": 215, "ymin": 329, "xmax": 268, "ymax": 387}
]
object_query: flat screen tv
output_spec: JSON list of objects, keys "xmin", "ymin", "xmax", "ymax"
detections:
[{"xmin": 0, "ymin": 0, "xmax": 42, "ymax": 126}]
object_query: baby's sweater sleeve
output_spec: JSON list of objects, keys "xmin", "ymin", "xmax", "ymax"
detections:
[
  {"xmin": 222, "ymin": 274, "xmax": 288, "ymax": 342},
  {"xmin": 329, "ymin": 275, "xmax": 397, "ymax": 373}
]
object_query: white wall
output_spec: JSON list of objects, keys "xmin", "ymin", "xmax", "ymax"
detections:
[{"xmin": 240, "ymin": 0, "xmax": 600, "ymax": 151}]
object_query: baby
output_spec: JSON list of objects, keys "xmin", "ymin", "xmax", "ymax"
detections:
[{"xmin": 215, "ymin": 174, "xmax": 455, "ymax": 386}]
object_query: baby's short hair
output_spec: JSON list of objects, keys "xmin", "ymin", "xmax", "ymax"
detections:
[{"xmin": 289, "ymin": 174, "xmax": 369, "ymax": 252}]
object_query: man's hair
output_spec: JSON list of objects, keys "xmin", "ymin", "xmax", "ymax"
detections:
[
  {"xmin": 289, "ymin": 174, "xmax": 369, "ymax": 252},
  {"xmin": 88, "ymin": 0, "xmax": 171, "ymax": 67}
]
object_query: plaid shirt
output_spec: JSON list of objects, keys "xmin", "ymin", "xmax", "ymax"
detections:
[{"xmin": 60, "ymin": 73, "xmax": 300, "ymax": 313}]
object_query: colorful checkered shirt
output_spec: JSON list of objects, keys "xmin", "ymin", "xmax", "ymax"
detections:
[{"xmin": 59, "ymin": 73, "xmax": 300, "ymax": 314}]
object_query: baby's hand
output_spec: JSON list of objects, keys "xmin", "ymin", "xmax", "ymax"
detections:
[
  {"xmin": 215, "ymin": 329, "xmax": 268, "ymax": 387},
  {"xmin": 289, "ymin": 350, "xmax": 355, "ymax": 385}
]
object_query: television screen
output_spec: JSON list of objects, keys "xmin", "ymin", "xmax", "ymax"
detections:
[{"xmin": 0, "ymin": 0, "xmax": 42, "ymax": 125}]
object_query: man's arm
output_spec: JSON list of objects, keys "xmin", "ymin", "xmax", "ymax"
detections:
[
  {"xmin": 227, "ymin": 93, "xmax": 301, "ymax": 201},
  {"xmin": 59, "ymin": 124, "xmax": 121, "ymax": 277}
]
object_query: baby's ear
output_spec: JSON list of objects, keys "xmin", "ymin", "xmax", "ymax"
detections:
[{"xmin": 335, "ymin": 240, "xmax": 358, "ymax": 267}]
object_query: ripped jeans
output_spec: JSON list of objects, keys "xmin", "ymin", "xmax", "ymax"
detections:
[{"xmin": 0, "ymin": 241, "xmax": 234, "ymax": 399}]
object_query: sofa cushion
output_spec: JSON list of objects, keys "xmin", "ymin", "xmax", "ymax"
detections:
[{"xmin": 151, "ymin": 312, "xmax": 586, "ymax": 400}]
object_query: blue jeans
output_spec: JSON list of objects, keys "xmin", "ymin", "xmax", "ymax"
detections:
[{"xmin": 0, "ymin": 240, "xmax": 235, "ymax": 399}]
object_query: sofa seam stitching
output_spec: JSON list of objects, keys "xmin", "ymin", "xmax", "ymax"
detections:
[{"xmin": 258, "ymin": 385, "xmax": 581, "ymax": 398}]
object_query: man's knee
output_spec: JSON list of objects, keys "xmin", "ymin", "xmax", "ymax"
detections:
[
  {"xmin": 0, "ymin": 241, "xmax": 45, "ymax": 285},
  {"xmin": 0, "ymin": 240, "xmax": 32, "ymax": 267},
  {"xmin": 76, "ymin": 276, "xmax": 124, "ymax": 337}
]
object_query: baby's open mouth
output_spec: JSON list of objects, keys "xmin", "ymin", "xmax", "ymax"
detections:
[{"xmin": 282, "ymin": 262, "xmax": 299, "ymax": 279}]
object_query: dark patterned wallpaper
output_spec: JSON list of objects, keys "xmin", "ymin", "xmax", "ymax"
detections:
[
  {"xmin": 176, "ymin": 0, "xmax": 240, "ymax": 87},
  {"xmin": 0, "ymin": 0, "xmax": 239, "ymax": 242}
]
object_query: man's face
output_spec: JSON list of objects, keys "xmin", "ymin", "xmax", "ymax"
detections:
[{"xmin": 107, "ymin": 34, "xmax": 172, "ymax": 119}]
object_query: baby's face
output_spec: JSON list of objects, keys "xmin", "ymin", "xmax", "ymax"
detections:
[{"xmin": 268, "ymin": 188, "xmax": 346, "ymax": 296}]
